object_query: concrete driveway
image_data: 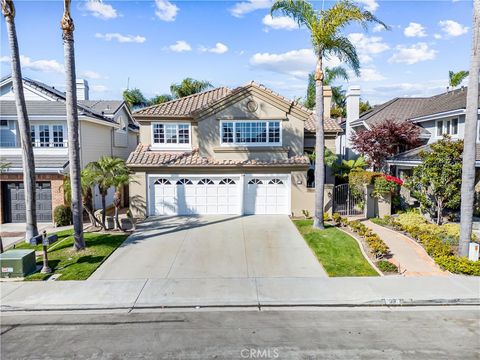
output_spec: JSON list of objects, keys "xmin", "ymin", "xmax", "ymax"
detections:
[{"xmin": 90, "ymin": 215, "xmax": 326, "ymax": 280}]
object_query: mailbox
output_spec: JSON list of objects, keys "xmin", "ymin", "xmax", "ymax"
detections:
[
  {"xmin": 29, "ymin": 233, "xmax": 59, "ymax": 246},
  {"xmin": 44, "ymin": 234, "xmax": 58, "ymax": 246}
]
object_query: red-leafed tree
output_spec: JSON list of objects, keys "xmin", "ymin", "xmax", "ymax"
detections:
[{"xmin": 350, "ymin": 120, "xmax": 422, "ymax": 170}]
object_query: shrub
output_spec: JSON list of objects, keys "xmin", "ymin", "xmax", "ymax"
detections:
[
  {"xmin": 332, "ymin": 212, "xmax": 342, "ymax": 226},
  {"xmin": 323, "ymin": 212, "xmax": 331, "ymax": 221},
  {"xmin": 376, "ymin": 260, "xmax": 398, "ymax": 273},
  {"xmin": 54, "ymin": 205, "xmax": 72, "ymax": 226},
  {"xmin": 435, "ymin": 256, "xmax": 480, "ymax": 276}
]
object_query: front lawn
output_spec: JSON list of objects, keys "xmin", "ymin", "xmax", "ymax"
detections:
[
  {"xmin": 294, "ymin": 220, "xmax": 379, "ymax": 277},
  {"xmin": 15, "ymin": 229, "xmax": 129, "ymax": 281}
]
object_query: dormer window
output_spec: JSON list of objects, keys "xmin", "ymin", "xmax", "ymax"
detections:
[
  {"xmin": 152, "ymin": 122, "xmax": 190, "ymax": 148},
  {"xmin": 436, "ymin": 118, "xmax": 458, "ymax": 137},
  {"xmin": 221, "ymin": 120, "xmax": 281, "ymax": 146}
]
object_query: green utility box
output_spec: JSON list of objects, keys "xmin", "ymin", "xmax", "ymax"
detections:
[{"xmin": 0, "ymin": 249, "xmax": 37, "ymax": 278}]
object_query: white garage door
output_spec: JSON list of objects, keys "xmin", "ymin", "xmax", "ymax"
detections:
[
  {"xmin": 244, "ymin": 175, "xmax": 289, "ymax": 215},
  {"xmin": 151, "ymin": 176, "xmax": 241, "ymax": 216}
]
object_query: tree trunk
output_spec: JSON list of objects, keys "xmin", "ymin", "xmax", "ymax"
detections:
[
  {"xmin": 459, "ymin": 0, "xmax": 480, "ymax": 257},
  {"xmin": 437, "ymin": 200, "xmax": 443, "ymax": 225},
  {"xmin": 0, "ymin": 236, "xmax": 4, "ymax": 254},
  {"xmin": 313, "ymin": 57, "xmax": 325, "ymax": 229},
  {"xmin": 113, "ymin": 190, "xmax": 122, "ymax": 231},
  {"xmin": 62, "ymin": 1, "xmax": 84, "ymax": 250},
  {"xmin": 2, "ymin": 2, "xmax": 38, "ymax": 240},
  {"xmin": 101, "ymin": 190, "xmax": 107, "ymax": 228}
]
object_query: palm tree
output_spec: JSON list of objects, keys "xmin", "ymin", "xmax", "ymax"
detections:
[
  {"xmin": 170, "ymin": 78, "xmax": 212, "ymax": 98},
  {"xmin": 272, "ymin": 0, "xmax": 387, "ymax": 229},
  {"xmin": 2, "ymin": 0, "xmax": 38, "ymax": 240},
  {"xmin": 61, "ymin": 0, "xmax": 84, "ymax": 250},
  {"xmin": 112, "ymin": 171, "xmax": 134, "ymax": 231},
  {"xmin": 123, "ymin": 88, "xmax": 147, "ymax": 109},
  {"xmin": 459, "ymin": 0, "xmax": 479, "ymax": 257},
  {"xmin": 449, "ymin": 70, "xmax": 469, "ymax": 88},
  {"xmin": 87, "ymin": 156, "xmax": 129, "ymax": 228},
  {"xmin": 63, "ymin": 169, "xmax": 102, "ymax": 229},
  {"xmin": 305, "ymin": 66, "xmax": 349, "ymax": 110},
  {"xmin": 149, "ymin": 94, "xmax": 173, "ymax": 105}
]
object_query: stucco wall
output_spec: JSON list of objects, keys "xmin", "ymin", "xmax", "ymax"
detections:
[
  {"xmin": 129, "ymin": 171, "xmax": 147, "ymax": 219},
  {"xmin": 291, "ymin": 170, "xmax": 333, "ymax": 217}
]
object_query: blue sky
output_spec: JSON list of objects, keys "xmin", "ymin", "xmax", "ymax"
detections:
[{"xmin": 0, "ymin": 0, "xmax": 473, "ymax": 105}]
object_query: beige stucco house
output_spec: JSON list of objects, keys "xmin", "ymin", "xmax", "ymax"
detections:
[
  {"xmin": 0, "ymin": 75, "xmax": 139, "ymax": 223},
  {"xmin": 128, "ymin": 82, "xmax": 341, "ymax": 218}
]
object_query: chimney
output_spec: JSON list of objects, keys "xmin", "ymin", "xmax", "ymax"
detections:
[
  {"xmin": 76, "ymin": 79, "xmax": 89, "ymax": 100},
  {"xmin": 345, "ymin": 85, "xmax": 360, "ymax": 159},
  {"xmin": 323, "ymin": 85, "xmax": 332, "ymax": 119}
]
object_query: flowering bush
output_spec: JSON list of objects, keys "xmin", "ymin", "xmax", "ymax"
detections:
[{"xmin": 384, "ymin": 175, "xmax": 403, "ymax": 186}]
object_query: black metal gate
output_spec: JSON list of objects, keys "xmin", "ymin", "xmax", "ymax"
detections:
[{"xmin": 332, "ymin": 183, "xmax": 364, "ymax": 216}]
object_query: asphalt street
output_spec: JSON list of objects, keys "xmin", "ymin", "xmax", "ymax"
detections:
[{"xmin": 1, "ymin": 306, "xmax": 479, "ymax": 359}]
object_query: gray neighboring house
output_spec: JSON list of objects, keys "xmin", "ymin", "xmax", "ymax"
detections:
[{"xmin": 0, "ymin": 75, "xmax": 139, "ymax": 223}]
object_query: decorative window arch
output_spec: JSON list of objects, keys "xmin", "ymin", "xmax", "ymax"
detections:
[
  {"xmin": 198, "ymin": 178, "xmax": 215, "ymax": 185},
  {"xmin": 268, "ymin": 179, "xmax": 284, "ymax": 185},
  {"xmin": 219, "ymin": 178, "xmax": 236, "ymax": 185},
  {"xmin": 154, "ymin": 178, "xmax": 171, "ymax": 185},
  {"xmin": 248, "ymin": 178, "xmax": 263, "ymax": 185},
  {"xmin": 176, "ymin": 178, "xmax": 193, "ymax": 185}
]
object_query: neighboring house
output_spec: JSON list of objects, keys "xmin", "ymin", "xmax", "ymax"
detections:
[
  {"xmin": 127, "ymin": 81, "xmax": 341, "ymax": 218},
  {"xmin": 0, "ymin": 75, "xmax": 139, "ymax": 223}
]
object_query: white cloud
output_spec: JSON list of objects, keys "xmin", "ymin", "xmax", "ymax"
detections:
[
  {"xmin": 438, "ymin": 20, "xmax": 468, "ymax": 37},
  {"xmin": 372, "ymin": 80, "xmax": 445, "ymax": 98},
  {"xmin": 155, "ymin": 0, "xmax": 178, "ymax": 22},
  {"xmin": 347, "ymin": 33, "xmax": 389, "ymax": 63},
  {"xmin": 81, "ymin": 70, "xmax": 106, "ymax": 80},
  {"xmin": 199, "ymin": 42, "xmax": 229, "ymax": 54},
  {"xmin": 434, "ymin": 33, "xmax": 443, "ymax": 39},
  {"xmin": 249, "ymin": 48, "xmax": 340, "ymax": 79},
  {"xmin": 360, "ymin": 67, "xmax": 385, "ymax": 82},
  {"xmin": 0, "ymin": 55, "xmax": 64, "ymax": 73},
  {"xmin": 389, "ymin": 42, "xmax": 437, "ymax": 65},
  {"xmin": 91, "ymin": 85, "xmax": 108, "ymax": 93},
  {"xmin": 168, "ymin": 40, "xmax": 192, "ymax": 52},
  {"xmin": 95, "ymin": 33, "xmax": 146, "ymax": 43},
  {"xmin": 372, "ymin": 24, "xmax": 386, "ymax": 33},
  {"xmin": 262, "ymin": 14, "xmax": 298, "ymax": 31},
  {"xmin": 404, "ymin": 22, "xmax": 427, "ymax": 38},
  {"xmin": 230, "ymin": 0, "xmax": 273, "ymax": 18},
  {"xmin": 84, "ymin": 1, "xmax": 117, "ymax": 20},
  {"xmin": 356, "ymin": 0, "xmax": 379, "ymax": 12}
]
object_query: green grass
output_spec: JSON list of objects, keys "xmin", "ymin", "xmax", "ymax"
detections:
[
  {"xmin": 15, "ymin": 229, "xmax": 129, "ymax": 281},
  {"xmin": 369, "ymin": 217, "xmax": 390, "ymax": 226},
  {"xmin": 294, "ymin": 220, "xmax": 379, "ymax": 277}
]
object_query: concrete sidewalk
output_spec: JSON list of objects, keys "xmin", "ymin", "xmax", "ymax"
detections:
[
  {"xmin": 363, "ymin": 220, "xmax": 446, "ymax": 276},
  {"xmin": 1, "ymin": 276, "xmax": 479, "ymax": 311}
]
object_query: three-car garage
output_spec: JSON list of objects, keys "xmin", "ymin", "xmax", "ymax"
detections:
[{"xmin": 148, "ymin": 174, "xmax": 290, "ymax": 216}]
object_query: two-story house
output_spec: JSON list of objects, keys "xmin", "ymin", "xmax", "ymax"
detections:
[
  {"xmin": 0, "ymin": 75, "xmax": 139, "ymax": 224},
  {"xmin": 127, "ymin": 81, "xmax": 341, "ymax": 218}
]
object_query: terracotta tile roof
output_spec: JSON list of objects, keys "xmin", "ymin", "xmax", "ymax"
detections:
[
  {"xmin": 127, "ymin": 144, "xmax": 310, "ymax": 168},
  {"xmin": 134, "ymin": 87, "xmax": 231, "ymax": 116},
  {"xmin": 304, "ymin": 114, "xmax": 343, "ymax": 133}
]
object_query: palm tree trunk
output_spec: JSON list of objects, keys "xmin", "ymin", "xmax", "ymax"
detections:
[
  {"xmin": 62, "ymin": 0, "xmax": 84, "ymax": 250},
  {"xmin": 101, "ymin": 191, "xmax": 107, "ymax": 228},
  {"xmin": 113, "ymin": 190, "xmax": 122, "ymax": 231},
  {"xmin": 2, "ymin": 0, "xmax": 38, "ymax": 240},
  {"xmin": 459, "ymin": 0, "xmax": 480, "ymax": 257},
  {"xmin": 313, "ymin": 57, "xmax": 325, "ymax": 230}
]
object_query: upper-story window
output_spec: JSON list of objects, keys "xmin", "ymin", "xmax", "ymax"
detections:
[
  {"xmin": 221, "ymin": 120, "xmax": 281, "ymax": 146},
  {"xmin": 30, "ymin": 124, "xmax": 66, "ymax": 147},
  {"xmin": 152, "ymin": 123, "xmax": 190, "ymax": 147},
  {"xmin": 436, "ymin": 118, "xmax": 458, "ymax": 137}
]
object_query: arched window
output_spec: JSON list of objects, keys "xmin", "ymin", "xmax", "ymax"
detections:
[
  {"xmin": 198, "ymin": 178, "xmax": 214, "ymax": 185},
  {"xmin": 154, "ymin": 178, "xmax": 171, "ymax": 185},
  {"xmin": 176, "ymin": 178, "xmax": 193, "ymax": 185},
  {"xmin": 268, "ymin": 179, "xmax": 283, "ymax": 185},
  {"xmin": 219, "ymin": 178, "xmax": 236, "ymax": 185},
  {"xmin": 248, "ymin": 179, "xmax": 263, "ymax": 185}
]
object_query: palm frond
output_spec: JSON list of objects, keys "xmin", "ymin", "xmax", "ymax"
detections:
[
  {"xmin": 325, "ymin": 36, "xmax": 360, "ymax": 76},
  {"xmin": 271, "ymin": 0, "xmax": 316, "ymax": 30},
  {"xmin": 324, "ymin": 66, "xmax": 349, "ymax": 85}
]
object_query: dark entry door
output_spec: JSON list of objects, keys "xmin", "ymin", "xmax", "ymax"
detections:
[{"xmin": 4, "ymin": 182, "xmax": 52, "ymax": 223}]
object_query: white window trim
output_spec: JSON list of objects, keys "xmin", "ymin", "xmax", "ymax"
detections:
[
  {"xmin": 436, "ymin": 118, "xmax": 459, "ymax": 138},
  {"xmin": 151, "ymin": 122, "xmax": 192, "ymax": 150},
  {"xmin": 30, "ymin": 123, "xmax": 67, "ymax": 148},
  {"xmin": 219, "ymin": 120, "xmax": 282, "ymax": 147}
]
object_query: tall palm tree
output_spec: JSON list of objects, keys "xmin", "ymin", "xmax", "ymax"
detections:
[
  {"xmin": 87, "ymin": 156, "xmax": 129, "ymax": 228},
  {"xmin": 170, "ymin": 78, "xmax": 212, "ymax": 98},
  {"xmin": 2, "ymin": 0, "xmax": 38, "ymax": 240},
  {"xmin": 459, "ymin": 0, "xmax": 479, "ymax": 257},
  {"xmin": 61, "ymin": 0, "xmax": 84, "ymax": 250},
  {"xmin": 449, "ymin": 70, "xmax": 470, "ymax": 88},
  {"xmin": 112, "ymin": 171, "xmax": 134, "ymax": 231},
  {"xmin": 272, "ymin": 0, "xmax": 387, "ymax": 229}
]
